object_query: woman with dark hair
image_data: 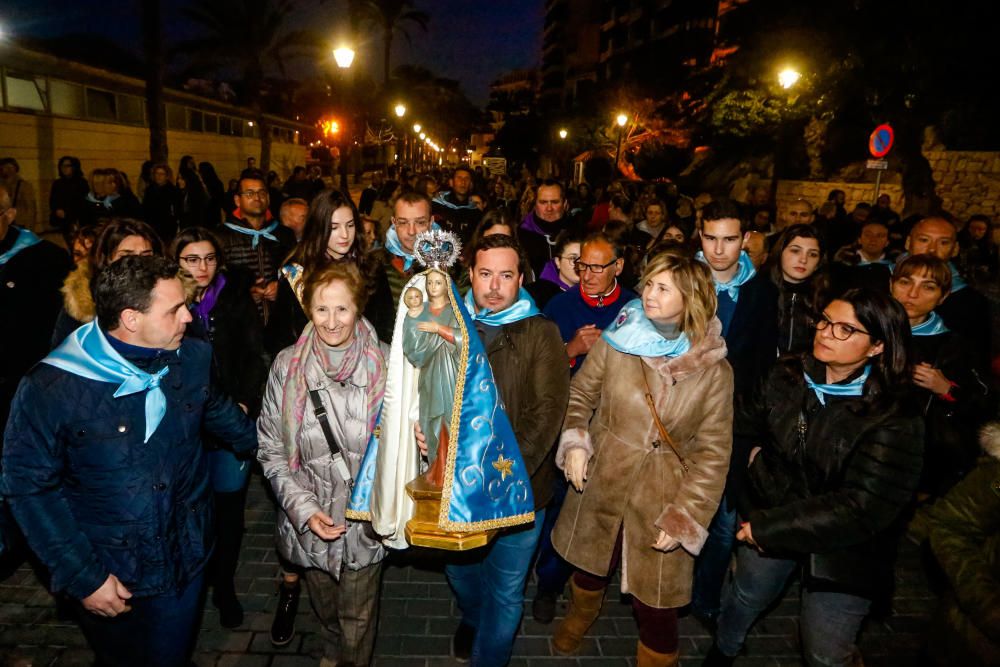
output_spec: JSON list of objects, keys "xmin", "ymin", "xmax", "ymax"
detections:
[
  {"xmin": 766, "ymin": 224, "xmax": 829, "ymax": 355},
  {"xmin": 526, "ymin": 228, "xmax": 583, "ymax": 309},
  {"xmin": 82, "ymin": 168, "xmax": 142, "ymax": 224},
  {"xmin": 178, "ymin": 155, "xmax": 197, "ymax": 176},
  {"xmin": 51, "ymin": 217, "xmax": 164, "ymax": 346},
  {"xmin": 199, "ymin": 161, "xmax": 226, "ymax": 225},
  {"xmin": 142, "ymin": 163, "xmax": 180, "ymax": 242},
  {"xmin": 48, "ymin": 155, "xmax": 90, "ymax": 234},
  {"xmin": 266, "ymin": 189, "xmax": 394, "ymax": 353},
  {"xmin": 705, "ymin": 289, "xmax": 924, "ymax": 667},
  {"xmin": 171, "ymin": 226, "xmax": 268, "ymax": 628},
  {"xmin": 463, "ymin": 209, "xmax": 515, "ymax": 263},
  {"xmin": 177, "ymin": 167, "xmax": 211, "ymax": 230},
  {"xmin": 889, "ymin": 255, "xmax": 990, "ymax": 497}
]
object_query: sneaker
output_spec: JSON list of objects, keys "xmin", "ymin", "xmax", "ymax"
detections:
[
  {"xmin": 270, "ymin": 581, "xmax": 300, "ymax": 646},
  {"xmin": 532, "ymin": 591, "xmax": 557, "ymax": 624},
  {"xmin": 453, "ymin": 622, "xmax": 476, "ymax": 662}
]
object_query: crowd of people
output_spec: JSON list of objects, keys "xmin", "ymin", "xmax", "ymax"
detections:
[{"xmin": 0, "ymin": 154, "xmax": 998, "ymax": 667}]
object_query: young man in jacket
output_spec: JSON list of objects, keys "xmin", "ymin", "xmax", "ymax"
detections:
[
  {"xmin": 2, "ymin": 256, "xmax": 258, "ymax": 667},
  {"xmin": 445, "ymin": 233, "xmax": 570, "ymax": 665}
]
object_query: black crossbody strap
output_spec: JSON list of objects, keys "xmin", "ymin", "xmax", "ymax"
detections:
[{"xmin": 308, "ymin": 389, "xmax": 354, "ymax": 488}]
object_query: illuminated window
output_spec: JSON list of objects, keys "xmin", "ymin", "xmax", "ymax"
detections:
[{"xmin": 6, "ymin": 72, "xmax": 46, "ymax": 111}]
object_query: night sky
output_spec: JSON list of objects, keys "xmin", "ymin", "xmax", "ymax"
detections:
[{"xmin": 0, "ymin": 0, "xmax": 542, "ymax": 105}]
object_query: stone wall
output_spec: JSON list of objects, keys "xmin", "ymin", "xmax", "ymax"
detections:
[
  {"xmin": 924, "ymin": 150, "xmax": 1000, "ymax": 220},
  {"xmin": 775, "ymin": 180, "xmax": 905, "ymax": 217}
]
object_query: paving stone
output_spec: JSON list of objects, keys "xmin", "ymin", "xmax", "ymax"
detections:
[
  {"xmin": 217, "ymin": 654, "xmax": 270, "ymax": 667},
  {"xmin": 271, "ymin": 656, "xmax": 322, "ymax": 667},
  {"xmin": 191, "ymin": 650, "xmax": 220, "ymax": 666},
  {"xmin": 195, "ymin": 629, "xmax": 252, "ymax": 652},
  {"xmin": 249, "ymin": 630, "xmax": 301, "ymax": 653},
  {"xmin": 50, "ymin": 647, "xmax": 96, "ymax": 666},
  {"xmin": 400, "ymin": 634, "xmax": 451, "ymax": 656},
  {"xmin": 511, "ymin": 635, "xmax": 552, "ymax": 656},
  {"xmin": 375, "ymin": 657, "xmax": 428, "ymax": 667}
]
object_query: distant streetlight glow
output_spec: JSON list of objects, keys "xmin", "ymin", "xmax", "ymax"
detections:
[
  {"xmin": 419, "ymin": 132, "xmax": 426, "ymax": 140},
  {"xmin": 616, "ymin": 113, "xmax": 628, "ymax": 127},
  {"xmin": 778, "ymin": 67, "xmax": 801, "ymax": 89},
  {"xmin": 558, "ymin": 128, "xmax": 568, "ymax": 139},
  {"xmin": 333, "ymin": 47, "xmax": 355, "ymax": 69},
  {"xmin": 413, "ymin": 123, "xmax": 422, "ymax": 133},
  {"xmin": 394, "ymin": 103, "xmax": 406, "ymax": 118}
]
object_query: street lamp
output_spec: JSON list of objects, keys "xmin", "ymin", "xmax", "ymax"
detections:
[
  {"xmin": 419, "ymin": 133, "xmax": 426, "ymax": 140},
  {"xmin": 614, "ymin": 113, "xmax": 628, "ymax": 173},
  {"xmin": 333, "ymin": 47, "xmax": 355, "ymax": 69},
  {"xmin": 413, "ymin": 123, "xmax": 421, "ymax": 133},
  {"xmin": 394, "ymin": 103, "xmax": 406, "ymax": 118},
  {"xmin": 558, "ymin": 128, "xmax": 568, "ymax": 139},
  {"xmin": 778, "ymin": 67, "xmax": 801, "ymax": 90}
]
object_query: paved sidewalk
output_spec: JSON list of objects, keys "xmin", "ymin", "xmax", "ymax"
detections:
[{"xmin": 0, "ymin": 474, "xmax": 936, "ymax": 666}]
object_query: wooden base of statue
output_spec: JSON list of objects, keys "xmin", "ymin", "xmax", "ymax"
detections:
[{"xmin": 404, "ymin": 476, "xmax": 495, "ymax": 551}]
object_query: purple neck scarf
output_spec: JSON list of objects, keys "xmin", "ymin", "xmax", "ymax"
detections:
[
  {"xmin": 193, "ymin": 274, "xmax": 227, "ymax": 328},
  {"xmin": 539, "ymin": 259, "xmax": 573, "ymax": 291},
  {"xmin": 520, "ymin": 211, "xmax": 560, "ymax": 238}
]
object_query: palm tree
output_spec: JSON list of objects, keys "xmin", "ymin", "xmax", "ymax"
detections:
[
  {"xmin": 356, "ymin": 0, "xmax": 430, "ymax": 86},
  {"xmin": 172, "ymin": 0, "xmax": 316, "ymax": 169}
]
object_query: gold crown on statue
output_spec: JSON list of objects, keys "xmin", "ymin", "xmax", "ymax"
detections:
[{"xmin": 413, "ymin": 229, "xmax": 461, "ymax": 270}]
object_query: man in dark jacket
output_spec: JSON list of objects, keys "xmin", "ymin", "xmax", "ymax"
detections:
[
  {"xmin": 445, "ymin": 233, "xmax": 570, "ymax": 665},
  {"xmin": 1, "ymin": 256, "xmax": 257, "ymax": 667},
  {"xmin": 518, "ymin": 179, "xmax": 585, "ymax": 280},
  {"xmin": 218, "ymin": 170, "xmax": 296, "ymax": 325},
  {"xmin": 431, "ymin": 165, "xmax": 482, "ymax": 243},
  {"xmin": 691, "ymin": 197, "xmax": 778, "ymax": 623},
  {"xmin": 0, "ymin": 184, "xmax": 72, "ymax": 434}
]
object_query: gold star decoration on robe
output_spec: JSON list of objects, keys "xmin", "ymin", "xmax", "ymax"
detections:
[{"xmin": 492, "ymin": 453, "xmax": 514, "ymax": 481}]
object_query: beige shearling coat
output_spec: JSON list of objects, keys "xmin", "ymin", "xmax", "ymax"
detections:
[{"xmin": 551, "ymin": 323, "xmax": 733, "ymax": 609}]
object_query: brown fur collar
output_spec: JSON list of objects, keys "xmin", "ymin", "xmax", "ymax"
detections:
[
  {"xmin": 642, "ymin": 317, "xmax": 728, "ymax": 384},
  {"xmin": 980, "ymin": 422, "xmax": 1000, "ymax": 462},
  {"xmin": 62, "ymin": 261, "xmax": 95, "ymax": 323}
]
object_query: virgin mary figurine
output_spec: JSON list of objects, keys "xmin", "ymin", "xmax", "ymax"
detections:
[{"xmin": 347, "ymin": 230, "xmax": 535, "ymax": 551}]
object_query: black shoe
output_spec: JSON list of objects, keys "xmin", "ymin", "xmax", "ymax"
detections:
[
  {"xmin": 702, "ymin": 643, "xmax": 736, "ymax": 667},
  {"xmin": 453, "ymin": 622, "xmax": 476, "ymax": 662},
  {"xmin": 212, "ymin": 586, "xmax": 244, "ymax": 629},
  {"xmin": 532, "ymin": 591, "xmax": 557, "ymax": 624},
  {"xmin": 270, "ymin": 581, "xmax": 300, "ymax": 646}
]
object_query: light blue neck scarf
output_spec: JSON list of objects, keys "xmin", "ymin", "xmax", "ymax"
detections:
[
  {"xmin": 858, "ymin": 254, "xmax": 892, "ymax": 266},
  {"xmin": 223, "ymin": 220, "xmax": 279, "ymax": 248},
  {"xmin": 385, "ymin": 223, "xmax": 441, "ymax": 270},
  {"xmin": 912, "ymin": 311, "xmax": 950, "ymax": 336},
  {"xmin": 43, "ymin": 320, "xmax": 172, "ymax": 442},
  {"xmin": 696, "ymin": 250, "xmax": 756, "ymax": 301},
  {"xmin": 602, "ymin": 298, "xmax": 691, "ymax": 357},
  {"xmin": 804, "ymin": 364, "xmax": 870, "ymax": 406},
  {"xmin": 462, "ymin": 288, "xmax": 540, "ymax": 326},
  {"xmin": 948, "ymin": 261, "xmax": 967, "ymax": 293},
  {"xmin": 0, "ymin": 227, "xmax": 42, "ymax": 265}
]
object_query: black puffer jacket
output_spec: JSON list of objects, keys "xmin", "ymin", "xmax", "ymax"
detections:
[
  {"xmin": 736, "ymin": 355, "xmax": 924, "ymax": 596},
  {"xmin": 775, "ymin": 279, "xmax": 819, "ymax": 355}
]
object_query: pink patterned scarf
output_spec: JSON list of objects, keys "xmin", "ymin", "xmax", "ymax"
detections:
[{"xmin": 281, "ymin": 318, "xmax": 386, "ymax": 471}]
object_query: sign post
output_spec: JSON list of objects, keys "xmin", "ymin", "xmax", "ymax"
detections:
[{"xmin": 868, "ymin": 124, "xmax": 894, "ymax": 203}]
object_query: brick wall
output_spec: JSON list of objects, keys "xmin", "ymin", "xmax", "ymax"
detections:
[
  {"xmin": 924, "ymin": 150, "xmax": 1000, "ymax": 220},
  {"xmin": 775, "ymin": 180, "xmax": 905, "ymax": 217}
]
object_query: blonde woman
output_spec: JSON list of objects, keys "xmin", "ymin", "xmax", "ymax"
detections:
[{"xmin": 551, "ymin": 252, "xmax": 733, "ymax": 667}]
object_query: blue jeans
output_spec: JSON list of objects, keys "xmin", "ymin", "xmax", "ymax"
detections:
[
  {"xmin": 446, "ymin": 508, "xmax": 546, "ymax": 667},
  {"xmin": 691, "ymin": 495, "xmax": 737, "ymax": 618},
  {"xmin": 534, "ymin": 479, "xmax": 572, "ymax": 596},
  {"xmin": 716, "ymin": 545, "xmax": 871, "ymax": 666},
  {"xmin": 76, "ymin": 571, "xmax": 205, "ymax": 667}
]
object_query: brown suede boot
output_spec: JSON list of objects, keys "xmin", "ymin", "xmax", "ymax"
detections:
[
  {"xmin": 637, "ymin": 640, "xmax": 679, "ymax": 667},
  {"xmin": 552, "ymin": 580, "xmax": 605, "ymax": 655}
]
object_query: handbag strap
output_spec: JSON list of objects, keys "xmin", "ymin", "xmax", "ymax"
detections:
[
  {"xmin": 639, "ymin": 358, "xmax": 689, "ymax": 472},
  {"xmin": 308, "ymin": 389, "xmax": 354, "ymax": 488}
]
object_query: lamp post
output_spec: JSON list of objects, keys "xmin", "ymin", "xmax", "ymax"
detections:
[
  {"xmin": 778, "ymin": 67, "xmax": 801, "ymax": 90},
  {"xmin": 613, "ymin": 113, "xmax": 627, "ymax": 175},
  {"xmin": 333, "ymin": 46, "xmax": 356, "ymax": 190},
  {"xmin": 394, "ymin": 103, "xmax": 406, "ymax": 171}
]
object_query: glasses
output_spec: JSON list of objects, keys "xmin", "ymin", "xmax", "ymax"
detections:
[
  {"xmin": 814, "ymin": 314, "xmax": 870, "ymax": 340},
  {"xmin": 573, "ymin": 259, "xmax": 617, "ymax": 274},
  {"xmin": 180, "ymin": 254, "xmax": 218, "ymax": 267},
  {"xmin": 238, "ymin": 189, "xmax": 268, "ymax": 199}
]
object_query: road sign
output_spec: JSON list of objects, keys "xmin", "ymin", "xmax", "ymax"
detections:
[
  {"xmin": 483, "ymin": 157, "xmax": 507, "ymax": 177},
  {"xmin": 866, "ymin": 159, "xmax": 889, "ymax": 170},
  {"xmin": 869, "ymin": 124, "xmax": 894, "ymax": 158}
]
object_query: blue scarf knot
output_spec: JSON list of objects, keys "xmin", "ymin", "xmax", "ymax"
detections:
[
  {"xmin": 0, "ymin": 227, "xmax": 42, "ymax": 265},
  {"xmin": 385, "ymin": 222, "xmax": 441, "ymax": 271},
  {"xmin": 462, "ymin": 288, "xmax": 540, "ymax": 326},
  {"xmin": 223, "ymin": 221, "xmax": 279, "ymax": 248},
  {"xmin": 602, "ymin": 298, "xmax": 691, "ymax": 357},
  {"xmin": 911, "ymin": 311, "xmax": 950, "ymax": 336},
  {"xmin": 803, "ymin": 364, "xmax": 870, "ymax": 406},
  {"xmin": 42, "ymin": 320, "xmax": 173, "ymax": 442},
  {"xmin": 696, "ymin": 251, "xmax": 756, "ymax": 301}
]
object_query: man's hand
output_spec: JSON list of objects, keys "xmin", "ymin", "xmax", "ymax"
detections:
[
  {"xmin": 652, "ymin": 530, "xmax": 681, "ymax": 552},
  {"xmin": 565, "ymin": 324, "xmax": 601, "ymax": 359},
  {"xmin": 736, "ymin": 522, "xmax": 759, "ymax": 549},
  {"xmin": 564, "ymin": 448, "xmax": 589, "ymax": 492},
  {"xmin": 250, "ymin": 279, "xmax": 267, "ymax": 304},
  {"xmin": 264, "ymin": 280, "xmax": 279, "ymax": 302},
  {"xmin": 414, "ymin": 422, "xmax": 428, "ymax": 457},
  {"xmin": 307, "ymin": 511, "xmax": 348, "ymax": 541},
  {"xmin": 82, "ymin": 574, "xmax": 133, "ymax": 617}
]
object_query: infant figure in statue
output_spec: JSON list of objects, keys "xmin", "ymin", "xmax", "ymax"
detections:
[{"xmin": 401, "ymin": 272, "xmax": 462, "ymax": 488}]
